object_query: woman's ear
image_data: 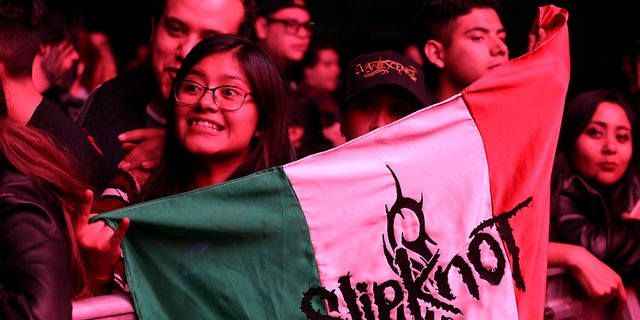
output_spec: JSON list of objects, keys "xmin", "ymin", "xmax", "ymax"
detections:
[
  {"xmin": 287, "ymin": 125, "xmax": 304, "ymax": 148},
  {"xmin": 424, "ymin": 40, "xmax": 445, "ymax": 69}
]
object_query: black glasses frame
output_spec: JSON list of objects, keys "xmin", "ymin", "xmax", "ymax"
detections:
[
  {"xmin": 265, "ymin": 18, "xmax": 315, "ymax": 35},
  {"xmin": 173, "ymin": 80, "xmax": 253, "ymax": 111}
]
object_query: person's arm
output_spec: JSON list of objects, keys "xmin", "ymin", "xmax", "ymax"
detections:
[
  {"xmin": 548, "ymin": 242, "xmax": 626, "ymax": 310},
  {"xmin": 93, "ymin": 169, "xmax": 143, "ymax": 214},
  {"xmin": 0, "ymin": 194, "xmax": 72, "ymax": 320},
  {"xmin": 554, "ymin": 191, "xmax": 640, "ymax": 274}
]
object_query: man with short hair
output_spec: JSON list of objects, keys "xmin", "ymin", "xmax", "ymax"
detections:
[
  {"xmin": 254, "ymin": 0, "xmax": 333, "ymax": 158},
  {"xmin": 415, "ymin": 0, "xmax": 626, "ymax": 316},
  {"xmin": 32, "ymin": 6, "xmax": 82, "ymax": 118},
  {"xmin": 417, "ymin": 0, "xmax": 509, "ymax": 102},
  {"xmin": 253, "ymin": 0, "xmax": 313, "ymax": 84},
  {"xmin": 0, "ymin": 0, "xmax": 109, "ymax": 191}
]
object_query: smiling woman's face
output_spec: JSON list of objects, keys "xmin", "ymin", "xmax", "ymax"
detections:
[
  {"xmin": 174, "ymin": 51, "xmax": 258, "ymax": 163},
  {"xmin": 570, "ymin": 101, "xmax": 633, "ymax": 186}
]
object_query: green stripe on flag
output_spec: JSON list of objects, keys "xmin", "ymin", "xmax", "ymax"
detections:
[{"xmin": 95, "ymin": 166, "xmax": 325, "ymax": 319}]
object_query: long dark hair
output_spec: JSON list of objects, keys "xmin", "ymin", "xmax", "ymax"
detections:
[
  {"xmin": 0, "ymin": 119, "xmax": 97, "ymax": 298},
  {"xmin": 553, "ymin": 89, "xmax": 639, "ymax": 215},
  {"xmin": 137, "ymin": 34, "xmax": 295, "ymax": 201}
]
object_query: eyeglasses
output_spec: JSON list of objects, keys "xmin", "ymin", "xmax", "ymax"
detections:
[
  {"xmin": 174, "ymin": 80, "xmax": 253, "ymax": 111},
  {"xmin": 266, "ymin": 18, "xmax": 315, "ymax": 35}
]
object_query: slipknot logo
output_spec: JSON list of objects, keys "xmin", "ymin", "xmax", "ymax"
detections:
[{"xmin": 301, "ymin": 165, "xmax": 529, "ymax": 319}]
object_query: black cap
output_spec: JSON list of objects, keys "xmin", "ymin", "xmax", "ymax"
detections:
[
  {"xmin": 344, "ymin": 50, "xmax": 429, "ymax": 106},
  {"xmin": 256, "ymin": 0, "xmax": 308, "ymax": 17}
]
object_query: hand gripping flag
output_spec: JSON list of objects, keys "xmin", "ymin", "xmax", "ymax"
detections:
[{"xmin": 96, "ymin": 5, "xmax": 570, "ymax": 319}]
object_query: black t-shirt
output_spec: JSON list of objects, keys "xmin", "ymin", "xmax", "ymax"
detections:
[
  {"xmin": 75, "ymin": 67, "xmax": 156, "ymax": 186},
  {"xmin": 28, "ymin": 98, "xmax": 110, "ymax": 191}
]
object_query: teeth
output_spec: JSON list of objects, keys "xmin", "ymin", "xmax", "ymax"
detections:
[{"xmin": 190, "ymin": 120, "xmax": 222, "ymax": 131}]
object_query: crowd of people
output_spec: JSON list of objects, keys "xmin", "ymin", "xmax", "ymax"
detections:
[{"xmin": 1, "ymin": 0, "xmax": 640, "ymax": 318}]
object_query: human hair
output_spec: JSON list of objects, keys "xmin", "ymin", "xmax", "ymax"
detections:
[
  {"xmin": 38, "ymin": 4, "xmax": 82, "ymax": 48},
  {"xmin": 416, "ymin": 0, "xmax": 503, "ymax": 47},
  {"xmin": 0, "ymin": 0, "xmax": 44, "ymax": 78},
  {"xmin": 151, "ymin": 0, "xmax": 257, "ymax": 38},
  {"xmin": 137, "ymin": 34, "xmax": 295, "ymax": 201},
  {"xmin": 0, "ymin": 118, "xmax": 97, "ymax": 298},
  {"xmin": 559, "ymin": 89, "xmax": 638, "ymax": 157},
  {"xmin": 415, "ymin": 0, "xmax": 503, "ymax": 90},
  {"xmin": 551, "ymin": 89, "xmax": 640, "ymax": 239}
]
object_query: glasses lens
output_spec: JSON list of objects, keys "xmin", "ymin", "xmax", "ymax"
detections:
[
  {"xmin": 275, "ymin": 19, "xmax": 313, "ymax": 35},
  {"xmin": 176, "ymin": 81, "xmax": 204, "ymax": 105},
  {"xmin": 214, "ymin": 86, "xmax": 246, "ymax": 111}
]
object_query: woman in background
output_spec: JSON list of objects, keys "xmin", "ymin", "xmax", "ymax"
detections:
[{"xmin": 550, "ymin": 89, "xmax": 640, "ymax": 309}]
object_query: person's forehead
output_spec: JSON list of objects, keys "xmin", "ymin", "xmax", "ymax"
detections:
[
  {"xmin": 269, "ymin": 7, "xmax": 311, "ymax": 21},
  {"xmin": 317, "ymin": 49, "xmax": 339, "ymax": 62},
  {"xmin": 451, "ymin": 7, "xmax": 504, "ymax": 34},
  {"xmin": 163, "ymin": 0, "xmax": 245, "ymax": 33},
  {"xmin": 350, "ymin": 87, "xmax": 415, "ymax": 103}
]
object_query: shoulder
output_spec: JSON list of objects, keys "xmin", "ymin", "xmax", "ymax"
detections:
[
  {"xmin": 0, "ymin": 169, "xmax": 65, "ymax": 234},
  {"xmin": 0, "ymin": 169, "xmax": 59, "ymax": 211},
  {"xmin": 31, "ymin": 98, "xmax": 78, "ymax": 125},
  {"xmin": 76, "ymin": 69, "xmax": 156, "ymax": 125},
  {"xmin": 87, "ymin": 71, "xmax": 154, "ymax": 106}
]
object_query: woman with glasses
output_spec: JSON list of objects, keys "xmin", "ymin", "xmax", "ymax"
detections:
[
  {"xmin": 139, "ymin": 34, "xmax": 296, "ymax": 199},
  {"xmin": 75, "ymin": 34, "xmax": 296, "ymax": 290}
]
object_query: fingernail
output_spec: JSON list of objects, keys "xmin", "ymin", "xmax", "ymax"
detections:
[{"xmin": 119, "ymin": 162, "xmax": 130, "ymax": 170}]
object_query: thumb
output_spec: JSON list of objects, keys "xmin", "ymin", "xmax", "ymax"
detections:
[{"xmin": 111, "ymin": 217, "xmax": 131, "ymax": 246}]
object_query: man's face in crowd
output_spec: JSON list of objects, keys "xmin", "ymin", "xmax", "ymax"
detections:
[
  {"xmin": 256, "ymin": 7, "xmax": 312, "ymax": 68},
  {"xmin": 431, "ymin": 7, "xmax": 509, "ymax": 93},
  {"xmin": 150, "ymin": 0, "xmax": 245, "ymax": 100},
  {"xmin": 341, "ymin": 87, "xmax": 420, "ymax": 141},
  {"xmin": 304, "ymin": 48, "xmax": 341, "ymax": 92},
  {"xmin": 35, "ymin": 39, "xmax": 80, "ymax": 93}
]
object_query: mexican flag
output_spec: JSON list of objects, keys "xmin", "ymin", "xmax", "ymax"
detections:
[{"xmin": 96, "ymin": 5, "xmax": 569, "ymax": 319}]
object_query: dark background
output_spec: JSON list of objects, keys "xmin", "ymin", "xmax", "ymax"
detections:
[{"xmin": 73, "ymin": 1, "xmax": 640, "ymax": 99}]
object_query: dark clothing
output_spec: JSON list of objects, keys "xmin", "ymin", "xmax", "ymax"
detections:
[
  {"xmin": 283, "ymin": 69, "xmax": 332, "ymax": 158},
  {"xmin": 0, "ymin": 169, "xmax": 72, "ymax": 320},
  {"xmin": 27, "ymin": 98, "xmax": 109, "ymax": 192},
  {"xmin": 550, "ymin": 153, "xmax": 640, "ymax": 281},
  {"xmin": 287, "ymin": 91, "xmax": 332, "ymax": 159},
  {"xmin": 75, "ymin": 67, "xmax": 157, "ymax": 183},
  {"xmin": 297, "ymin": 83, "xmax": 341, "ymax": 128}
]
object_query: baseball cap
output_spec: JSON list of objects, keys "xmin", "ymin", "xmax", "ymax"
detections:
[
  {"xmin": 256, "ymin": 0, "xmax": 308, "ymax": 17},
  {"xmin": 344, "ymin": 50, "xmax": 429, "ymax": 107}
]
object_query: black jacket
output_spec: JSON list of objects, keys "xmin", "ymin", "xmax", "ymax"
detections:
[
  {"xmin": 0, "ymin": 169, "xmax": 72, "ymax": 319},
  {"xmin": 75, "ymin": 67, "xmax": 156, "ymax": 183},
  {"xmin": 28, "ymin": 98, "xmax": 110, "ymax": 192},
  {"xmin": 550, "ymin": 154, "xmax": 640, "ymax": 281}
]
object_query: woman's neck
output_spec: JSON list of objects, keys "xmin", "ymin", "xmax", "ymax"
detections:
[{"xmin": 192, "ymin": 156, "xmax": 245, "ymax": 189}]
